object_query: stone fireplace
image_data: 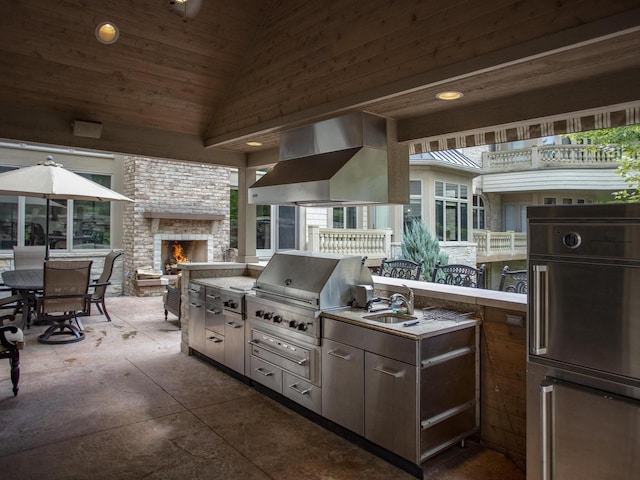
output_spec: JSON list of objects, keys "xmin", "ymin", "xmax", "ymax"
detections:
[{"xmin": 122, "ymin": 156, "xmax": 231, "ymax": 296}]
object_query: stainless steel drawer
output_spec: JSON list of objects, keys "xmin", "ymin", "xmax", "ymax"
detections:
[
  {"xmin": 249, "ymin": 356, "xmax": 282, "ymax": 394},
  {"xmin": 283, "ymin": 372, "xmax": 321, "ymax": 415}
]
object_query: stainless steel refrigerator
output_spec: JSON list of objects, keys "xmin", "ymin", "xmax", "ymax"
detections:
[{"xmin": 526, "ymin": 203, "xmax": 640, "ymax": 480}]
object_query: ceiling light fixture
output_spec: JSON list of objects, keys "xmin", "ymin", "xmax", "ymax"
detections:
[
  {"xmin": 436, "ymin": 91, "xmax": 463, "ymax": 101},
  {"xmin": 95, "ymin": 22, "xmax": 119, "ymax": 44},
  {"xmin": 246, "ymin": 141, "xmax": 263, "ymax": 147}
]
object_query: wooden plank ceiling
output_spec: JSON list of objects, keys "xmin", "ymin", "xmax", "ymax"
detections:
[{"xmin": 0, "ymin": 0, "xmax": 638, "ymax": 168}]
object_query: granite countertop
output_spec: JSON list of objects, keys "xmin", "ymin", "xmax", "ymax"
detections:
[
  {"xmin": 191, "ymin": 276, "xmax": 256, "ymax": 291},
  {"xmin": 321, "ymin": 307, "xmax": 479, "ymax": 340}
]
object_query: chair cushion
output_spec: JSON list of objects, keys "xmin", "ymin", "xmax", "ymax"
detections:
[{"xmin": 1, "ymin": 326, "xmax": 25, "ymax": 350}]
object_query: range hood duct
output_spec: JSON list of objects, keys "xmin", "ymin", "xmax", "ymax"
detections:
[{"xmin": 249, "ymin": 112, "xmax": 390, "ymax": 206}]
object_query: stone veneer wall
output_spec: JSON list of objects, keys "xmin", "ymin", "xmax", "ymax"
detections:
[{"xmin": 121, "ymin": 156, "xmax": 231, "ymax": 296}]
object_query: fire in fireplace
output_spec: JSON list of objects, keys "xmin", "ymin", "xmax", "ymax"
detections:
[{"xmin": 163, "ymin": 239, "xmax": 207, "ymax": 274}]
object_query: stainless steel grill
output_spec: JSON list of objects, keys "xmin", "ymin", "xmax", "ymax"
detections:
[{"xmin": 246, "ymin": 251, "xmax": 373, "ymax": 397}]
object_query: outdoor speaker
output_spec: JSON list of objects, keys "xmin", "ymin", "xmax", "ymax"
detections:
[{"xmin": 72, "ymin": 120, "xmax": 102, "ymax": 139}]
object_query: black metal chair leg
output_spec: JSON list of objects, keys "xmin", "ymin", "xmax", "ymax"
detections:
[
  {"xmin": 101, "ymin": 300, "xmax": 111, "ymax": 321},
  {"xmin": 10, "ymin": 352, "xmax": 20, "ymax": 396}
]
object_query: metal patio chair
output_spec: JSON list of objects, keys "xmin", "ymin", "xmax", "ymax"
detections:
[
  {"xmin": 498, "ymin": 266, "xmax": 528, "ymax": 294},
  {"xmin": 35, "ymin": 260, "xmax": 92, "ymax": 344},
  {"xmin": 89, "ymin": 251, "xmax": 122, "ymax": 322},
  {"xmin": 431, "ymin": 261, "xmax": 486, "ymax": 289},
  {"xmin": 13, "ymin": 245, "xmax": 46, "ymax": 270},
  {"xmin": 377, "ymin": 258, "xmax": 423, "ymax": 280}
]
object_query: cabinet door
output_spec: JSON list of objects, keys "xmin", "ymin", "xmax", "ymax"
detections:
[
  {"xmin": 365, "ymin": 351, "xmax": 417, "ymax": 462},
  {"xmin": 322, "ymin": 338, "xmax": 364, "ymax": 435},
  {"xmin": 187, "ymin": 285, "xmax": 205, "ymax": 352},
  {"xmin": 204, "ymin": 329, "xmax": 224, "ymax": 363},
  {"xmin": 223, "ymin": 316, "xmax": 245, "ymax": 374}
]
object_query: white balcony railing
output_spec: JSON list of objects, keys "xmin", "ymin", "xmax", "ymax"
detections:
[
  {"xmin": 307, "ymin": 226, "xmax": 392, "ymax": 259},
  {"xmin": 474, "ymin": 230, "xmax": 527, "ymax": 258},
  {"xmin": 482, "ymin": 144, "xmax": 622, "ymax": 172}
]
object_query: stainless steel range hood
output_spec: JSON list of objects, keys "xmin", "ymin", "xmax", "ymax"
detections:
[{"xmin": 249, "ymin": 112, "xmax": 394, "ymax": 206}]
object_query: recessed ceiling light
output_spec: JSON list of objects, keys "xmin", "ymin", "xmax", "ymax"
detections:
[
  {"xmin": 95, "ymin": 22, "xmax": 119, "ymax": 45},
  {"xmin": 246, "ymin": 141, "xmax": 263, "ymax": 147},
  {"xmin": 436, "ymin": 91, "xmax": 463, "ymax": 101}
]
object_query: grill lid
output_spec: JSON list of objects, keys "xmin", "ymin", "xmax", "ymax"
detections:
[{"xmin": 254, "ymin": 250, "xmax": 373, "ymax": 309}]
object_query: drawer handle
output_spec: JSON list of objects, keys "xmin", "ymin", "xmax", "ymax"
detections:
[
  {"xmin": 225, "ymin": 321, "xmax": 242, "ymax": 329},
  {"xmin": 255, "ymin": 367, "xmax": 274, "ymax": 377},
  {"xmin": 288, "ymin": 383, "xmax": 311, "ymax": 395},
  {"xmin": 327, "ymin": 349, "xmax": 351, "ymax": 361},
  {"xmin": 206, "ymin": 308, "xmax": 222, "ymax": 315},
  {"xmin": 373, "ymin": 366, "xmax": 404, "ymax": 378},
  {"xmin": 189, "ymin": 302, "xmax": 202, "ymax": 308},
  {"xmin": 207, "ymin": 336, "xmax": 223, "ymax": 344}
]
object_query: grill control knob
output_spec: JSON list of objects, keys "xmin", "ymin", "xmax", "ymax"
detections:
[
  {"xmin": 255, "ymin": 310, "xmax": 264, "ymax": 317},
  {"xmin": 273, "ymin": 315, "xmax": 282, "ymax": 323},
  {"xmin": 297, "ymin": 323, "xmax": 308, "ymax": 332},
  {"xmin": 229, "ymin": 301, "xmax": 238, "ymax": 309},
  {"xmin": 289, "ymin": 320, "xmax": 298, "ymax": 328},
  {"xmin": 224, "ymin": 300, "xmax": 231, "ymax": 307},
  {"xmin": 263, "ymin": 312, "xmax": 273, "ymax": 320}
]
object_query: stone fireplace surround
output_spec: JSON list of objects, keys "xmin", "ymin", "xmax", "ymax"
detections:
[{"xmin": 154, "ymin": 233, "xmax": 213, "ymax": 272}]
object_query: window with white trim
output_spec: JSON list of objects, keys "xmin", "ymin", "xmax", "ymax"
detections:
[
  {"xmin": 435, "ymin": 181, "xmax": 468, "ymax": 241},
  {"xmin": 403, "ymin": 180, "xmax": 422, "ymax": 229},
  {"xmin": 0, "ymin": 166, "xmax": 113, "ymax": 251},
  {"xmin": 473, "ymin": 195, "xmax": 485, "ymax": 230}
]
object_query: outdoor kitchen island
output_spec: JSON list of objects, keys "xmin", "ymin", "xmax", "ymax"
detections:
[{"xmin": 181, "ymin": 254, "xmax": 480, "ymax": 478}]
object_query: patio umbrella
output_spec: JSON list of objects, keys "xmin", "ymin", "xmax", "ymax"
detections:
[{"xmin": 0, "ymin": 156, "xmax": 134, "ymax": 259}]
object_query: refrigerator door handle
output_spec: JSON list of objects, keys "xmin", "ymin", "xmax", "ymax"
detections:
[
  {"xmin": 532, "ymin": 265, "xmax": 548, "ymax": 354},
  {"xmin": 540, "ymin": 382, "xmax": 554, "ymax": 480}
]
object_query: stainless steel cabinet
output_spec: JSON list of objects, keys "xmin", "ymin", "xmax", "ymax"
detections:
[
  {"xmin": 322, "ymin": 338, "xmax": 365, "ymax": 435},
  {"xmin": 365, "ymin": 351, "xmax": 417, "ymax": 460},
  {"xmin": 223, "ymin": 314, "xmax": 245, "ymax": 374},
  {"xmin": 187, "ymin": 283, "xmax": 205, "ymax": 352}
]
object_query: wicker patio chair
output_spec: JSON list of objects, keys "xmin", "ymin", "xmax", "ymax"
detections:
[
  {"xmin": 498, "ymin": 266, "xmax": 528, "ymax": 294},
  {"xmin": 89, "ymin": 251, "xmax": 122, "ymax": 321},
  {"xmin": 377, "ymin": 258, "xmax": 423, "ymax": 280},
  {"xmin": 431, "ymin": 261, "xmax": 486, "ymax": 289},
  {"xmin": 35, "ymin": 260, "xmax": 92, "ymax": 344},
  {"xmin": 0, "ymin": 325, "xmax": 24, "ymax": 396}
]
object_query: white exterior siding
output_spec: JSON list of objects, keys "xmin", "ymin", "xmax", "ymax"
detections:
[{"xmin": 479, "ymin": 169, "xmax": 628, "ymax": 193}]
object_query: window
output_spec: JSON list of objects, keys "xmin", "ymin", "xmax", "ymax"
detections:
[
  {"xmin": 332, "ymin": 207, "xmax": 357, "ymax": 229},
  {"xmin": 562, "ymin": 198, "xmax": 573, "ymax": 205},
  {"xmin": 435, "ymin": 181, "xmax": 468, "ymax": 241},
  {"xmin": 403, "ymin": 180, "xmax": 422, "ymax": 229},
  {"xmin": 229, "ymin": 187, "xmax": 238, "ymax": 248},
  {"xmin": 473, "ymin": 195, "xmax": 485, "ymax": 229},
  {"xmin": 256, "ymin": 205, "xmax": 299, "ymax": 258},
  {"xmin": 0, "ymin": 167, "xmax": 112, "ymax": 251},
  {"xmin": 543, "ymin": 197, "xmax": 556, "ymax": 205}
]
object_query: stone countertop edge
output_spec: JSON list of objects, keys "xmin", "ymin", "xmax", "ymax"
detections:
[
  {"xmin": 321, "ymin": 308, "xmax": 479, "ymax": 340},
  {"xmin": 190, "ymin": 275, "xmax": 257, "ymax": 289},
  {"xmin": 177, "ymin": 262, "xmax": 263, "ymax": 271},
  {"xmin": 372, "ymin": 275, "xmax": 527, "ymax": 313}
]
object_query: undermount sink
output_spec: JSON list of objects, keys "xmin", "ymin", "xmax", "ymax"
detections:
[{"xmin": 362, "ymin": 312, "xmax": 418, "ymax": 324}]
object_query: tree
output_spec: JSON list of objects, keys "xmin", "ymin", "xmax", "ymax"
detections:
[
  {"xmin": 400, "ymin": 221, "xmax": 449, "ymax": 280},
  {"xmin": 566, "ymin": 125, "xmax": 640, "ymax": 202}
]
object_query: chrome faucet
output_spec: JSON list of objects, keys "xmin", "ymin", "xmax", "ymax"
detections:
[{"xmin": 389, "ymin": 285, "xmax": 414, "ymax": 314}]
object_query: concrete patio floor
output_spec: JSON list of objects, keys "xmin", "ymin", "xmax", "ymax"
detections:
[{"xmin": 0, "ymin": 296, "xmax": 525, "ymax": 480}]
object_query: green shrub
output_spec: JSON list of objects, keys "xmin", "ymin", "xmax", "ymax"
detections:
[{"xmin": 400, "ymin": 221, "xmax": 449, "ymax": 280}]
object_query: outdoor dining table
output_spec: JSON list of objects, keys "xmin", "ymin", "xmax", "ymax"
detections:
[{"xmin": 2, "ymin": 268, "xmax": 43, "ymax": 329}]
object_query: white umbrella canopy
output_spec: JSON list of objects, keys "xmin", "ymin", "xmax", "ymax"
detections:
[{"xmin": 0, "ymin": 156, "xmax": 134, "ymax": 258}]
